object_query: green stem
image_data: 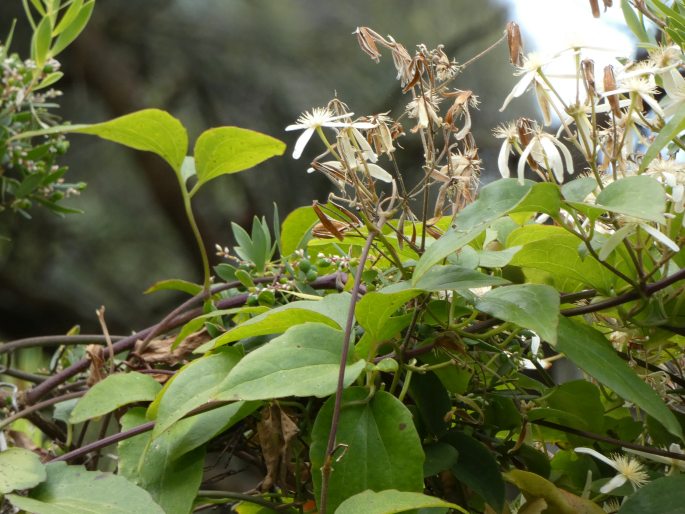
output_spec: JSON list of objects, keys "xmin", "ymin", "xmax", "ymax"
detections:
[{"xmin": 181, "ymin": 185, "xmax": 211, "ymax": 293}]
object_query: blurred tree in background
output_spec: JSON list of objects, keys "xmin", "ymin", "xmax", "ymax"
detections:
[{"xmin": 0, "ymin": 0, "xmax": 532, "ymax": 339}]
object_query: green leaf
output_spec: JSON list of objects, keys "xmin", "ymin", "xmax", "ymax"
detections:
[
  {"xmin": 53, "ymin": 0, "xmax": 83, "ymax": 35},
  {"xmin": 31, "ymin": 16, "xmax": 52, "ymax": 68},
  {"xmin": 454, "ymin": 178, "xmax": 534, "ymax": 231},
  {"xmin": 557, "ymin": 316, "xmax": 683, "ymax": 440},
  {"xmin": 476, "ymin": 284, "xmax": 559, "ymax": 344},
  {"xmin": 478, "ymin": 246, "xmax": 521, "ymax": 268},
  {"xmin": 621, "ymin": 0, "xmax": 652, "ymax": 43},
  {"xmin": 72, "ymin": 109, "xmax": 188, "ymax": 173},
  {"xmin": 409, "ymin": 372, "xmax": 452, "ymax": 438},
  {"xmin": 213, "ymin": 292, "xmax": 350, "ymax": 347},
  {"xmin": 561, "ymin": 176, "xmax": 598, "ymax": 202},
  {"xmin": 193, "ymin": 127, "xmax": 285, "ymax": 188},
  {"xmin": 423, "ymin": 442, "xmax": 460, "ymax": 477},
  {"xmin": 214, "ymin": 323, "xmax": 366, "ymax": 401},
  {"xmin": 413, "ymin": 228, "xmax": 482, "ymax": 283},
  {"xmin": 356, "ymin": 290, "xmax": 421, "ymax": 343},
  {"xmin": 310, "ymin": 388, "xmax": 425, "ymax": 513},
  {"xmin": 280, "ymin": 205, "xmax": 319, "ymax": 256},
  {"xmin": 0, "ymin": 448, "xmax": 46, "ymax": 494},
  {"xmin": 336, "ymin": 490, "xmax": 466, "ymax": 514},
  {"xmin": 618, "ymin": 474, "xmax": 685, "ymax": 514},
  {"xmin": 444, "ymin": 431, "xmax": 505, "ymax": 513},
  {"xmin": 151, "ymin": 348, "xmax": 243, "ymax": 436},
  {"xmin": 509, "ymin": 181, "xmax": 562, "ymax": 216},
  {"xmin": 69, "ymin": 372, "xmax": 161, "ymax": 424},
  {"xmin": 595, "ymin": 175, "xmax": 666, "ymax": 223},
  {"xmin": 144, "ymin": 278, "xmax": 203, "ymax": 296},
  {"xmin": 414, "ymin": 265, "xmax": 510, "ymax": 291},
  {"xmin": 7, "ymin": 462, "xmax": 165, "ymax": 514},
  {"xmin": 640, "ymin": 105, "xmax": 685, "ymax": 173},
  {"xmin": 35, "ymin": 71, "xmax": 63, "ymax": 90},
  {"xmin": 504, "ymin": 469, "xmax": 605, "ymax": 514},
  {"xmin": 50, "ymin": 0, "xmax": 94, "ymax": 56},
  {"xmin": 507, "ymin": 225, "xmax": 618, "ymax": 293}
]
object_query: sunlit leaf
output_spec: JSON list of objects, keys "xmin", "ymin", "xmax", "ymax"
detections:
[
  {"xmin": 0, "ymin": 448, "xmax": 46, "ymax": 494},
  {"xmin": 336, "ymin": 490, "xmax": 466, "ymax": 514}
]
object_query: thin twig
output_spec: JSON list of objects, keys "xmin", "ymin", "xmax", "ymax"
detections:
[
  {"xmin": 95, "ymin": 306, "xmax": 115, "ymax": 375},
  {"xmin": 0, "ymin": 390, "xmax": 85, "ymax": 430},
  {"xmin": 0, "ymin": 335, "xmax": 125, "ymax": 355}
]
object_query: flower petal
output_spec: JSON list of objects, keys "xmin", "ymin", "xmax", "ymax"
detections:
[
  {"xmin": 640, "ymin": 223, "xmax": 680, "ymax": 253},
  {"xmin": 539, "ymin": 137, "xmax": 564, "ymax": 183},
  {"xmin": 291, "ymin": 127, "xmax": 315, "ymax": 159},
  {"xmin": 500, "ymin": 73, "xmax": 535, "ymax": 112},
  {"xmin": 600, "ymin": 474, "xmax": 627, "ymax": 494},
  {"xmin": 517, "ymin": 140, "xmax": 535, "ymax": 185},
  {"xmin": 498, "ymin": 140, "xmax": 512, "ymax": 179},
  {"xmin": 365, "ymin": 163, "xmax": 394, "ymax": 183},
  {"xmin": 575, "ymin": 447, "xmax": 617, "ymax": 468}
]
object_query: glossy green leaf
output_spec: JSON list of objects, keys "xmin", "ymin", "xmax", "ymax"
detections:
[
  {"xmin": 413, "ymin": 228, "xmax": 482, "ymax": 283},
  {"xmin": 51, "ymin": 0, "xmax": 94, "ymax": 56},
  {"xmin": 194, "ymin": 127, "xmax": 285, "ymax": 187},
  {"xmin": 280, "ymin": 205, "xmax": 319, "ymax": 256},
  {"xmin": 151, "ymin": 348, "xmax": 242, "ymax": 436},
  {"xmin": 557, "ymin": 316, "xmax": 683, "ymax": 440},
  {"xmin": 144, "ymin": 278, "xmax": 203, "ymax": 296},
  {"xmin": 507, "ymin": 225, "xmax": 617, "ymax": 293},
  {"xmin": 336, "ymin": 490, "xmax": 466, "ymax": 514},
  {"xmin": 6, "ymin": 462, "xmax": 165, "ymax": 514},
  {"xmin": 215, "ymin": 323, "xmax": 365, "ymax": 401},
  {"xmin": 213, "ymin": 292, "xmax": 350, "ymax": 347},
  {"xmin": 455, "ymin": 178, "xmax": 534, "ymax": 231},
  {"xmin": 476, "ymin": 284, "xmax": 559, "ymax": 344},
  {"xmin": 310, "ymin": 388, "xmax": 425, "ymax": 513},
  {"xmin": 356, "ymin": 290, "xmax": 421, "ymax": 343},
  {"xmin": 595, "ymin": 175, "xmax": 666, "ymax": 223},
  {"xmin": 618, "ymin": 474, "xmax": 685, "ymax": 514},
  {"xmin": 504, "ymin": 469, "xmax": 604, "ymax": 514},
  {"xmin": 0, "ymin": 448, "xmax": 46, "ymax": 494},
  {"xmin": 414, "ymin": 265, "xmax": 510, "ymax": 291},
  {"xmin": 69, "ymin": 372, "xmax": 161, "ymax": 424},
  {"xmin": 444, "ymin": 431, "xmax": 505, "ymax": 513}
]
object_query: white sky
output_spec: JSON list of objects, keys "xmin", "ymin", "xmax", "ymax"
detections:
[{"xmin": 507, "ymin": 1, "xmax": 638, "ymax": 106}]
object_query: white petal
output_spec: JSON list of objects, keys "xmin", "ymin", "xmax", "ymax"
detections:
[
  {"xmin": 349, "ymin": 121, "xmax": 377, "ymax": 130},
  {"xmin": 500, "ymin": 73, "xmax": 535, "ymax": 112},
  {"xmin": 530, "ymin": 333, "xmax": 541, "ymax": 356},
  {"xmin": 285, "ymin": 123, "xmax": 305, "ymax": 131},
  {"xmin": 351, "ymin": 128, "xmax": 378, "ymax": 163},
  {"xmin": 540, "ymin": 137, "xmax": 564, "ymax": 183},
  {"xmin": 641, "ymin": 92, "xmax": 665, "ymax": 117},
  {"xmin": 640, "ymin": 223, "xmax": 680, "ymax": 252},
  {"xmin": 291, "ymin": 127, "xmax": 315, "ymax": 159},
  {"xmin": 498, "ymin": 141, "xmax": 512, "ymax": 179},
  {"xmin": 517, "ymin": 140, "xmax": 535, "ymax": 185},
  {"xmin": 535, "ymin": 81, "xmax": 552, "ymax": 126},
  {"xmin": 661, "ymin": 69, "xmax": 685, "ymax": 100},
  {"xmin": 365, "ymin": 163, "xmax": 394, "ymax": 183},
  {"xmin": 552, "ymin": 136, "xmax": 575, "ymax": 176},
  {"xmin": 600, "ymin": 474, "xmax": 627, "ymax": 494},
  {"xmin": 575, "ymin": 447, "xmax": 617, "ymax": 469}
]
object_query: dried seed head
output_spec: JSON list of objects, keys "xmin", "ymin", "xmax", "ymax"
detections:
[
  {"xmin": 506, "ymin": 22, "xmax": 524, "ymax": 67},
  {"xmin": 353, "ymin": 27, "xmax": 384, "ymax": 63},
  {"xmin": 603, "ymin": 65, "xmax": 622, "ymax": 117},
  {"xmin": 581, "ymin": 59, "xmax": 596, "ymax": 96},
  {"xmin": 589, "ymin": 0, "xmax": 600, "ymax": 17}
]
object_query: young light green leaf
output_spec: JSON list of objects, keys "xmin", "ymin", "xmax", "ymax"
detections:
[
  {"xmin": 509, "ymin": 181, "xmax": 562, "ymax": 216},
  {"xmin": 69, "ymin": 372, "xmax": 161, "ymax": 424},
  {"xmin": 7, "ymin": 462, "xmax": 165, "ymax": 514},
  {"xmin": 618, "ymin": 474, "xmax": 685, "ymax": 514},
  {"xmin": 355, "ymin": 290, "xmax": 421, "ymax": 343},
  {"xmin": 144, "ymin": 278, "xmax": 203, "ymax": 296},
  {"xmin": 639, "ymin": 106, "xmax": 685, "ymax": 173},
  {"xmin": 414, "ymin": 265, "xmax": 510, "ymax": 291},
  {"xmin": 193, "ymin": 127, "xmax": 285, "ymax": 188},
  {"xmin": 413, "ymin": 228, "xmax": 482, "ymax": 283},
  {"xmin": 35, "ymin": 71, "xmax": 63, "ymax": 90},
  {"xmin": 557, "ymin": 316, "xmax": 683, "ymax": 440},
  {"xmin": 476, "ymin": 284, "xmax": 559, "ymax": 344},
  {"xmin": 336, "ymin": 490, "xmax": 466, "ymax": 514},
  {"xmin": 74, "ymin": 109, "xmax": 188, "ymax": 173},
  {"xmin": 280, "ymin": 205, "xmax": 319, "ymax": 256},
  {"xmin": 31, "ymin": 16, "xmax": 52, "ymax": 69},
  {"xmin": 0, "ymin": 448, "xmax": 46, "ymax": 494},
  {"xmin": 214, "ymin": 323, "xmax": 366, "ymax": 401},
  {"xmin": 595, "ymin": 175, "xmax": 666, "ymax": 223},
  {"xmin": 50, "ymin": 0, "xmax": 94, "ymax": 56},
  {"xmin": 151, "ymin": 348, "xmax": 243, "ymax": 436},
  {"xmin": 621, "ymin": 0, "xmax": 652, "ymax": 43},
  {"xmin": 53, "ymin": 0, "xmax": 84, "ymax": 35},
  {"xmin": 454, "ymin": 178, "xmax": 534, "ymax": 231},
  {"xmin": 310, "ymin": 388, "xmax": 425, "ymax": 513},
  {"xmin": 213, "ymin": 292, "xmax": 350, "ymax": 347}
]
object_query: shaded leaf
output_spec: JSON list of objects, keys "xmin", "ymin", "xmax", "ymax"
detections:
[
  {"xmin": 70, "ymin": 372, "xmax": 161, "ymax": 424},
  {"xmin": 310, "ymin": 388, "xmax": 425, "ymax": 513},
  {"xmin": 7, "ymin": 462, "xmax": 165, "ymax": 514},
  {"xmin": 336, "ymin": 490, "xmax": 466, "ymax": 514},
  {"xmin": 618, "ymin": 474, "xmax": 685, "ymax": 514},
  {"xmin": 455, "ymin": 178, "xmax": 534, "ymax": 231},
  {"xmin": 214, "ymin": 323, "xmax": 365, "ymax": 401},
  {"xmin": 595, "ymin": 175, "xmax": 666, "ymax": 223},
  {"xmin": 0, "ymin": 447, "xmax": 46, "ymax": 494},
  {"xmin": 414, "ymin": 265, "xmax": 510, "ymax": 291},
  {"xmin": 413, "ymin": 228, "xmax": 482, "ymax": 283}
]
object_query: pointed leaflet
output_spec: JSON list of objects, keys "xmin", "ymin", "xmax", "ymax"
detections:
[
  {"xmin": 193, "ymin": 127, "xmax": 285, "ymax": 188},
  {"xmin": 69, "ymin": 372, "xmax": 161, "ymax": 424},
  {"xmin": 310, "ymin": 388, "xmax": 425, "ymax": 513},
  {"xmin": 476, "ymin": 284, "xmax": 560, "ymax": 344},
  {"xmin": 214, "ymin": 323, "xmax": 366, "ymax": 401},
  {"xmin": 618, "ymin": 475, "xmax": 685, "ymax": 514},
  {"xmin": 336, "ymin": 490, "xmax": 466, "ymax": 514},
  {"xmin": 557, "ymin": 316, "xmax": 683, "ymax": 440},
  {"xmin": 6, "ymin": 462, "xmax": 165, "ymax": 514},
  {"xmin": 280, "ymin": 205, "xmax": 319, "ymax": 257},
  {"xmin": 413, "ymin": 265, "xmax": 510, "ymax": 291},
  {"xmin": 151, "ymin": 348, "xmax": 242, "ymax": 436},
  {"xmin": 413, "ymin": 228, "xmax": 482, "ymax": 283},
  {"xmin": 0, "ymin": 448, "xmax": 46, "ymax": 494},
  {"xmin": 454, "ymin": 178, "xmax": 534, "ymax": 231},
  {"xmin": 355, "ymin": 290, "xmax": 421, "ymax": 343},
  {"xmin": 595, "ymin": 175, "xmax": 666, "ymax": 223},
  {"xmin": 213, "ymin": 292, "xmax": 350, "ymax": 347}
]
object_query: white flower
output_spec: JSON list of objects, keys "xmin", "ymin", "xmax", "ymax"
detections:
[
  {"xmin": 518, "ymin": 131, "xmax": 574, "ymax": 184},
  {"xmin": 500, "ymin": 52, "xmax": 551, "ymax": 112},
  {"xmin": 603, "ymin": 76, "xmax": 664, "ymax": 117},
  {"xmin": 285, "ymin": 107, "xmax": 375, "ymax": 159},
  {"xmin": 406, "ymin": 93, "xmax": 442, "ymax": 130},
  {"xmin": 625, "ymin": 443, "xmax": 685, "ymax": 472},
  {"xmin": 493, "ymin": 122, "xmax": 518, "ymax": 179},
  {"xmin": 660, "ymin": 68, "xmax": 685, "ymax": 119},
  {"xmin": 307, "ymin": 160, "xmax": 393, "ymax": 183},
  {"xmin": 575, "ymin": 447, "xmax": 649, "ymax": 494},
  {"xmin": 598, "ymin": 219, "xmax": 679, "ymax": 261}
]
